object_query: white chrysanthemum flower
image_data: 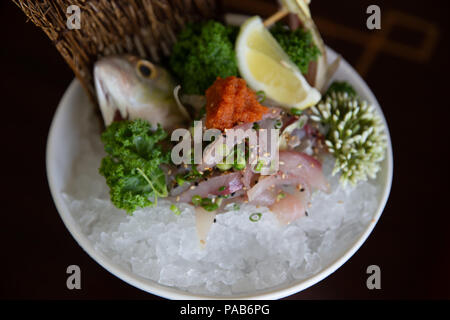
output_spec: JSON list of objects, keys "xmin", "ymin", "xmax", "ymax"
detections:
[{"xmin": 312, "ymin": 91, "xmax": 387, "ymax": 186}]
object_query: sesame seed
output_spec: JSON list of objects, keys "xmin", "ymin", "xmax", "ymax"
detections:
[
  {"xmin": 176, "ymin": 196, "xmax": 180, "ymax": 202},
  {"xmin": 280, "ymin": 161, "xmax": 285, "ymax": 165},
  {"xmin": 190, "ymin": 185, "xmax": 196, "ymax": 190},
  {"xmin": 297, "ymin": 164, "xmax": 303, "ymax": 168},
  {"xmin": 167, "ymin": 169, "xmax": 172, "ymax": 175}
]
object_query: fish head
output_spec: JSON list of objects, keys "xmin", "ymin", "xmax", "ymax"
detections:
[{"xmin": 94, "ymin": 55, "xmax": 181, "ymax": 127}]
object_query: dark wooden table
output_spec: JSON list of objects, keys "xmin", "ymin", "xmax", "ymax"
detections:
[{"xmin": 1, "ymin": 0, "xmax": 449, "ymax": 299}]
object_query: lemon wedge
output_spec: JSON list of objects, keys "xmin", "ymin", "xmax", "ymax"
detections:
[{"xmin": 236, "ymin": 16, "xmax": 321, "ymax": 110}]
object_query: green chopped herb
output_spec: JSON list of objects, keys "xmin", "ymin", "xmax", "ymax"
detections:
[
  {"xmin": 218, "ymin": 186, "xmax": 226, "ymax": 191},
  {"xmin": 256, "ymin": 90, "xmax": 266, "ymax": 103},
  {"xmin": 217, "ymin": 162, "xmax": 233, "ymax": 171},
  {"xmin": 290, "ymin": 108, "xmax": 303, "ymax": 116},
  {"xmin": 203, "ymin": 203, "xmax": 219, "ymax": 211},
  {"xmin": 277, "ymin": 193, "xmax": 286, "ymax": 201},
  {"xmin": 175, "ymin": 174, "xmax": 186, "ymax": 186},
  {"xmin": 170, "ymin": 204, "xmax": 181, "ymax": 215},
  {"xmin": 274, "ymin": 120, "xmax": 283, "ymax": 129},
  {"xmin": 201, "ymin": 197, "xmax": 213, "ymax": 206},
  {"xmin": 233, "ymin": 148, "xmax": 246, "ymax": 170},
  {"xmin": 252, "ymin": 122, "xmax": 260, "ymax": 130},
  {"xmin": 254, "ymin": 160, "xmax": 264, "ymax": 172},
  {"xmin": 232, "ymin": 203, "xmax": 241, "ymax": 211},
  {"xmin": 191, "ymin": 195, "xmax": 202, "ymax": 206},
  {"xmin": 249, "ymin": 213, "xmax": 262, "ymax": 222}
]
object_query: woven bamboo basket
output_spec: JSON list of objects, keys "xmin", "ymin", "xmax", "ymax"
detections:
[{"xmin": 13, "ymin": 0, "xmax": 219, "ymax": 102}]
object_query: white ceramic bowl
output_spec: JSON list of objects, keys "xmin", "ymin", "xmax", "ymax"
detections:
[{"xmin": 46, "ymin": 47, "xmax": 393, "ymax": 299}]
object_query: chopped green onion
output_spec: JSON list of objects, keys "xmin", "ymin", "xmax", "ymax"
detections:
[
  {"xmin": 197, "ymin": 197, "xmax": 219, "ymax": 211},
  {"xmin": 274, "ymin": 120, "xmax": 282, "ymax": 129},
  {"xmin": 233, "ymin": 203, "xmax": 241, "ymax": 211},
  {"xmin": 249, "ymin": 212, "xmax": 262, "ymax": 222},
  {"xmin": 233, "ymin": 161, "xmax": 246, "ymax": 170},
  {"xmin": 298, "ymin": 115, "xmax": 307, "ymax": 129},
  {"xmin": 233, "ymin": 148, "xmax": 246, "ymax": 170},
  {"xmin": 277, "ymin": 193, "xmax": 286, "ymax": 201},
  {"xmin": 254, "ymin": 160, "xmax": 264, "ymax": 172},
  {"xmin": 175, "ymin": 174, "xmax": 186, "ymax": 186},
  {"xmin": 170, "ymin": 204, "xmax": 181, "ymax": 215},
  {"xmin": 256, "ymin": 90, "xmax": 266, "ymax": 103},
  {"xmin": 201, "ymin": 197, "xmax": 213, "ymax": 206},
  {"xmin": 252, "ymin": 122, "xmax": 260, "ymax": 130},
  {"xmin": 217, "ymin": 162, "xmax": 232, "ymax": 171},
  {"xmin": 192, "ymin": 195, "xmax": 202, "ymax": 206},
  {"xmin": 215, "ymin": 197, "xmax": 223, "ymax": 206},
  {"xmin": 290, "ymin": 108, "xmax": 303, "ymax": 116},
  {"xmin": 218, "ymin": 186, "xmax": 226, "ymax": 191},
  {"xmin": 203, "ymin": 203, "xmax": 219, "ymax": 211}
]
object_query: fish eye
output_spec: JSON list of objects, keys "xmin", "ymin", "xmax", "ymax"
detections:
[{"xmin": 136, "ymin": 60, "xmax": 157, "ymax": 79}]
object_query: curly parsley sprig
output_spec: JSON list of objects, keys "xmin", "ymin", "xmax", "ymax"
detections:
[{"xmin": 99, "ymin": 119, "xmax": 170, "ymax": 214}]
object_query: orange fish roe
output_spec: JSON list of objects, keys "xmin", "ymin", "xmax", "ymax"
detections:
[{"xmin": 205, "ymin": 76, "xmax": 269, "ymax": 130}]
